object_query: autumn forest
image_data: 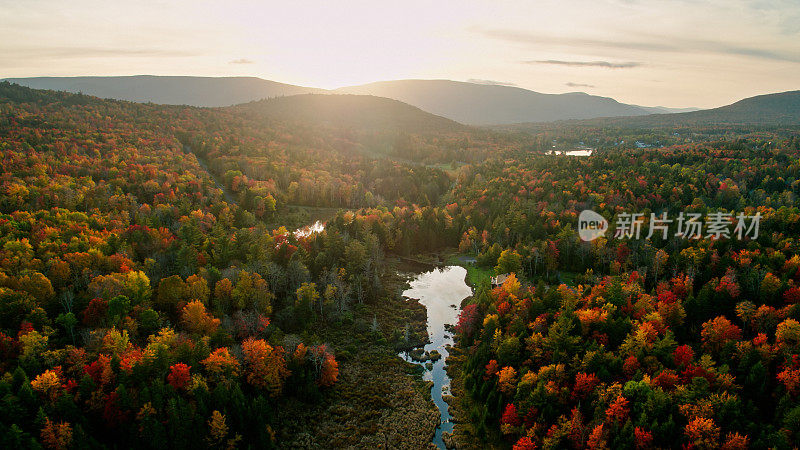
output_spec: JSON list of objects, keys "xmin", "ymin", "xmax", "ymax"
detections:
[{"xmin": 1, "ymin": 77, "xmax": 800, "ymax": 450}]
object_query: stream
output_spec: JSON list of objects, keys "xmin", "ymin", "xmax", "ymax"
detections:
[
  {"xmin": 399, "ymin": 266, "xmax": 472, "ymax": 449},
  {"xmin": 184, "ymin": 146, "xmax": 237, "ymax": 205}
]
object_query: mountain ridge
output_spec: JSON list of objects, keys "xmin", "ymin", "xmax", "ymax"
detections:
[
  {"xmin": 2, "ymin": 75, "xmax": 324, "ymax": 107},
  {"xmin": 502, "ymin": 90, "xmax": 800, "ymax": 130},
  {"xmin": 335, "ymin": 79, "xmax": 660, "ymax": 125},
  {"xmin": 4, "ymin": 75, "xmax": 694, "ymax": 125},
  {"xmin": 3, "ymin": 77, "xmax": 797, "ymax": 130}
]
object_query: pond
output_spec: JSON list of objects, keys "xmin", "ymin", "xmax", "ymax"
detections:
[
  {"xmin": 399, "ymin": 266, "xmax": 473, "ymax": 449},
  {"xmin": 293, "ymin": 220, "xmax": 325, "ymax": 238},
  {"xmin": 546, "ymin": 149, "xmax": 593, "ymax": 156}
]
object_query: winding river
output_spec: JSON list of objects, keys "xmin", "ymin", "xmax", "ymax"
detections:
[{"xmin": 400, "ymin": 266, "xmax": 472, "ymax": 449}]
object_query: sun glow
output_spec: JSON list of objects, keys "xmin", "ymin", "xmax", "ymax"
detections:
[{"xmin": 1, "ymin": 0, "xmax": 799, "ymax": 107}]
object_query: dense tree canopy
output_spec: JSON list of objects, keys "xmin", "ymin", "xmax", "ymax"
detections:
[
  {"xmin": 451, "ymin": 134, "xmax": 800, "ymax": 448},
  {"xmin": 2, "ymin": 80, "xmax": 800, "ymax": 448}
]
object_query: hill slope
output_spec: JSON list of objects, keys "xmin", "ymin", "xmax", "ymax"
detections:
[
  {"xmin": 687, "ymin": 90, "xmax": 800, "ymax": 125},
  {"xmin": 232, "ymin": 93, "xmax": 466, "ymax": 133},
  {"xmin": 3, "ymin": 75, "xmax": 323, "ymax": 107},
  {"xmin": 510, "ymin": 90, "xmax": 800, "ymax": 129},
  {"xmin": 335, "ymin": 79, "xmax": 664, "ymax": 125}
]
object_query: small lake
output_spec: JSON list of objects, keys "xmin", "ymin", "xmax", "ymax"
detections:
[
  {"xmin": 293, "ymin": 220, "xmax": 325, "ymax": 238},
  {"xmin": 399, "ymin": 266, "xmax": 472, "ymax": 449},
  {"xmin": 546, "ymin": 149, "xmax": 593, "ymax": 156}
]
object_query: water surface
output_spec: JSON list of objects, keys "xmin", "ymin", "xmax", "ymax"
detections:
[
  {"xmin": 546, "ymin": 149, "xmax": 594, "ymax": 156},
  {"xmin": 399, "ymin": 266, "xmax": 472, "ymax": 449},
  {"xmin": 293, "ymin": 220, "xmax": 325, "ymax": 238}
]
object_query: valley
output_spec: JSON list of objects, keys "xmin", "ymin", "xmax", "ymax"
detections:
[
  {"xmin": 1, "ymin": 79, "xmax": 800, "ymax": 449},
  {"xmin": 5, "ymin": 1, "xmax": 800, "ymax": 448}
]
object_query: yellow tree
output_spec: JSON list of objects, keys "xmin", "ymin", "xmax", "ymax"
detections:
[
  {"xmin": 40, "ymin": 418, "xmax": 72, "ymax": 450},
  {"xmin": 213, "ymin": 278, "xmax": 233, "ymax": 313},
  {"xmin": 495, "ymin": 249, "xmax": 522, "ymax": 275},
  {"xmin": 185, "ymin": 275, "xmax": 210, "ymax": 304},
  {"xmin": 207, "ymin": 410, "xmax": 228, "ymax": 446},
  {"xmin": 776, "ymin": 318, "xmax": 800, "ymax": 354},
  {"xmin": 31, "ymin": 370, "xmax": 61, "ymax": 400},
  {"xmin": 501, "ymin": 273, "xmax": 521, "ymax": 298},
  {"xmin": 685, "ymin": 417, "xmax": 720, "ymax": 449},
  {"xmin": 201, "ymin": 348, "xmax": 240, "ymax": 378},
  {"xmin": 241, "ymin": 338, "xmax": 290, "ymax": 395},
  {"xmin": 19, "ymin": 272, "xmax": 55, "ymax": 306},
  {"xmin": 156, "ymin": 275, "xmax": 187, "ymax": 312},
  {"xmin": 498, "ymin": 366, "xmax": 517, "ymax": 395},
  {"xmin": 295, "ymin": 282, "xmax": 319, "ymax": 324},
  {"xmin": 181, "ymin": 300, "xmax": 220, "ymax": 335}
]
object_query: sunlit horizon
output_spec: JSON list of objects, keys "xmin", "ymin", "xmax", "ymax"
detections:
[{"xmin": 2, "ymin": 0, "xmax": 799, "ymax": 108}]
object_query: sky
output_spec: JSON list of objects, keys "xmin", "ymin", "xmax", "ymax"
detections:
[{"xmin": 1, "ymin": 0, "xmax": 798, "ymax": 108}]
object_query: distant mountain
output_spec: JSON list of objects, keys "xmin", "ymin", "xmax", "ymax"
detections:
[
  {"xmin": 233, "ymin": 94, "xmax": 465, "ymax": 133},
  {"xmin": 335, "ymin": 80, "xmax": 685, "ymax": 125},
  {"xmin": 639, "ymin": 105, "xmax": 702, "ymax": 114},
  {"xmin": 3, "ymin": 75, "xmax": 323, "ymax": 107},
  {"xmin": 6, "ymin": 76, "xmax": 793, "ymax": 129},
  {"xmin": 510, "ymin": 90, "xmax": 800, "ymax": 130},
  {"xmin": 684, "ymin": 90, "xmax": 800, "ymax": 125},
  {"xmin": 4, "ymin": 76, "xmax": 698, "ymax": 124}
]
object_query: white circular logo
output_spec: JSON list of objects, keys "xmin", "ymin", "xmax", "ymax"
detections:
[{"xmin": 578, "ymin": 210, "xmax": 608, "ymax": 241}]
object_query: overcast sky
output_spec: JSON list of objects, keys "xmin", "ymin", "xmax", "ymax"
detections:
[{"xmin": 1, "ymin": 0, "xmax": 798, "ymax": 108}]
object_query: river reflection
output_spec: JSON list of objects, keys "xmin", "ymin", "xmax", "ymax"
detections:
[
  {"xmin": 399, "ymin": 266, "xmax": 472, "ymax": 449},
  {"xmin": 293, "ymin": 220, "xmax": 325, "ymax": 238}
]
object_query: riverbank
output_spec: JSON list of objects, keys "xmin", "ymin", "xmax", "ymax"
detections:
[
  {"xmin": 272, "ymin": 257, "xmax": 440, "ymax": 448},
  {"xmin": 272, "ymin": 253, "xmax": 490, "ymax": 448},
  {"xmin": 397, "ymin": 266, "xmax": 472, "ymax": 449},
  {"xmin": 186, "ymin": 145, "xmax": 238, "ymax": 205},
  {"xmin": 442, "ymin": 346, "xmax": 491, "ymax": 450},
  {"xmin": 443, "ymin": 252, "xmax": 493, "ymax": 288},
  {"xmin": 275, "ymin": 346, "xmax": 439, "ymax": 448},
  {"xmin": 392, "ymin": 250, "xmax": 500, "ymax": 449},
  {"xmin": 439, "ymin": 253, "xmax": 498, "ymax": 449}
]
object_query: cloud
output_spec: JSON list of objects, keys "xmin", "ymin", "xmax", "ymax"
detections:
[
  {"xmin": 529, "ymin": 60, "xmax": 640, "ymax": 68},
  {"xmin": 477, "ymin": 28, "xmax": 800, "ymax": 63},
  {"xmin": 0, "ymin": 46, "xmax": 199, "ymax": 60},
  {"xmin": 466, "ymin": 78, "xmax": 517, "ymax": 86},
  {"xmin": 478, "ymin": 28, "xmax": 674, "ymax": 52},
  {"xmin": 566, "ymin": 82, "xmax": 596, "ymax": 88},
  {"xmin": 229, "ymin": 58, "xmax": 254, "ymax": 64}
]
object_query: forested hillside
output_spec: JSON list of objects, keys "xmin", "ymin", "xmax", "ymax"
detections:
[
  {"xmin": 0, "ymin": 82, "xmax": 487, "ymax": 448},
  {"xmin": 2, "ymin": 76, "xmax": 324, "ymax": 107},
  {"xmin": 505, "ymin": 91, "xmax": 800, "ymax": 131},
  {"xmin": 448, "ymin": 138, "xmax": 800, "ymax": 448}
]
